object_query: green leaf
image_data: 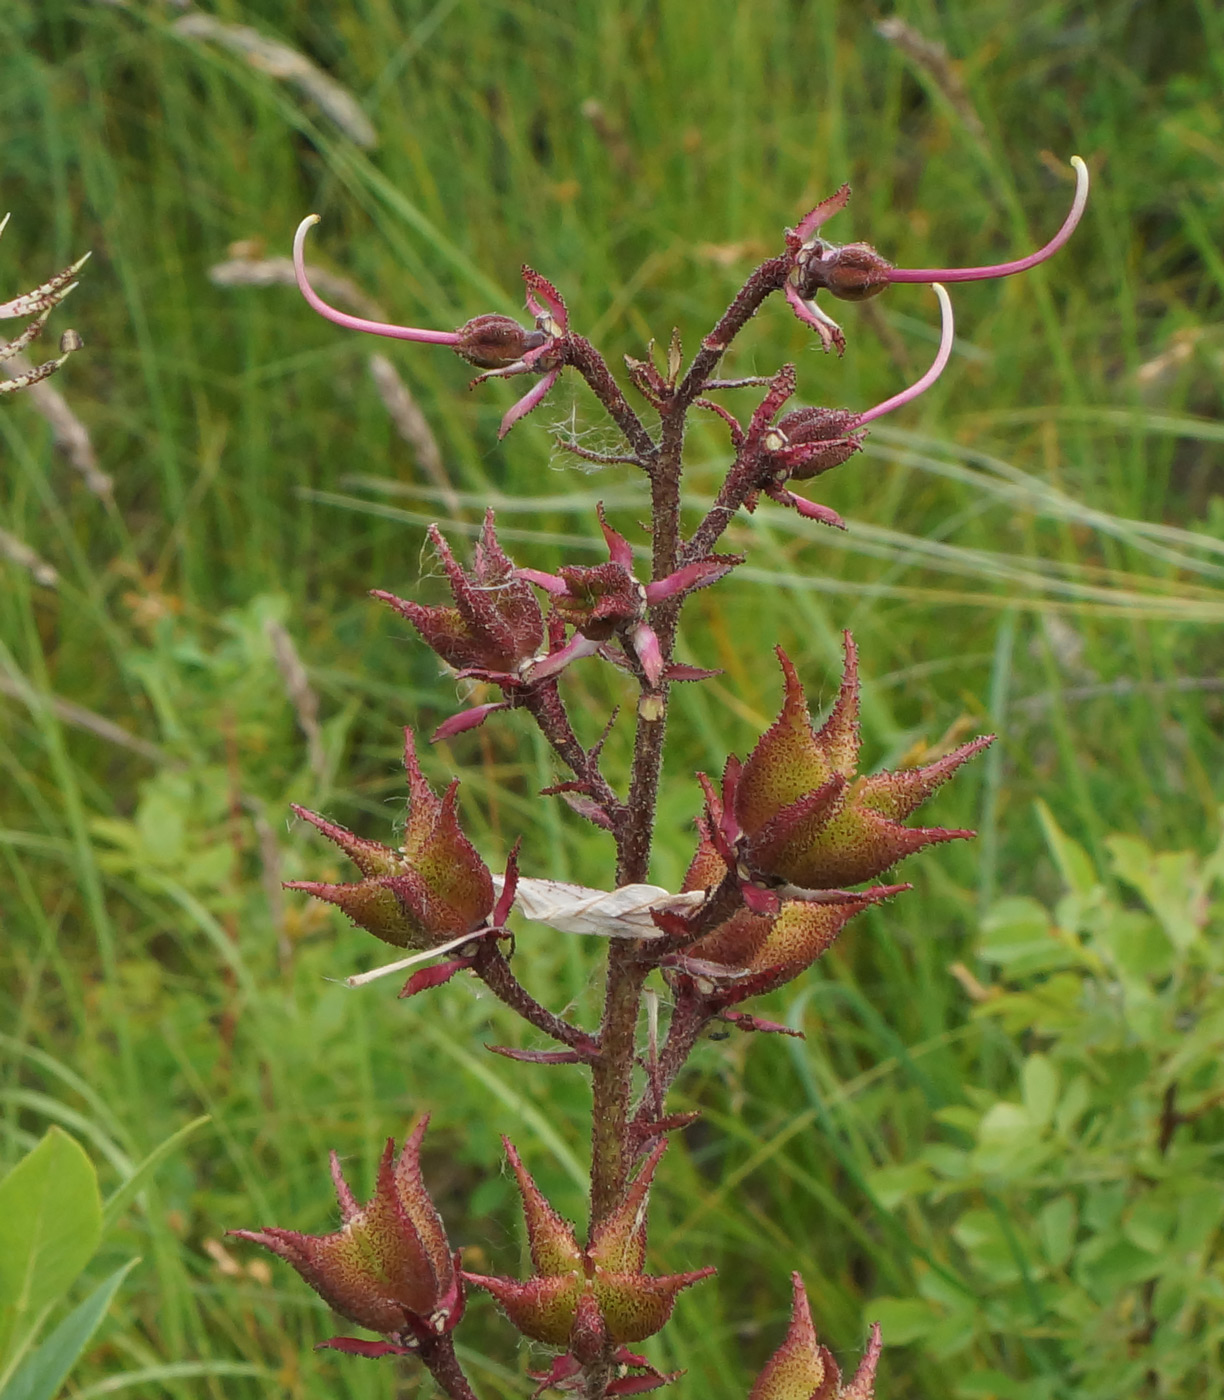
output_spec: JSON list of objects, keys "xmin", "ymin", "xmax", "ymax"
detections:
[
  {"xmin": 952, "ymin": 1208, "xmax": 1024, "ymax": 1285},
  {"xmin": 1107, "ymin": 835, "xmax": 1204, "ymax": 951},
  {"xmin": 100, "ymin": 1117, "xmax": 210, "ymax": 1237},
  {"xmin": 1075, "ymin": 1237, "xmax": 1158, "ymax": 1300},
  {"xmin": 1124, "ymin": 1190, "xmax": 1179, "ymax": 1254},
  {"xmin": 0, "ymin": 1260, "xmax": 137, "ymax": 1400},
  {"xmin": 1098, "ymin": 908, "xmax": 1174, "ymax": 981},
  {"xmin": 1173, "ymin": 1181, "xmax": 1224, "ymax": 1253},
  {"xmin": 1035, "ymin": 800, "xmax": 1098, "ymax": 898},
  {"xmin": 1036, "ymin": 1196, "xmax": 1077, "ymax": 1269},
  {"xmin": 978, "ymin": 897, "xmax": 1074, "ymax": 976},
  {"xmin": 1020, "ymin": 1055, "xmax": 1058, "ymax": 1130},
  {"xmin": 975, "ymin": 1101, "xmax": 1032, "ymax": 1150},
  {"xmin": 1053, "ymin": 1075, "xmax": 1091, "ymax": 1137},
  {"xmin": 865, "ymin": 1162, "xmax": 936, "ymax": 1209},
  {"xmin": 0, "ymin": 1131, "xmax": 102, "ymax": 1369}
]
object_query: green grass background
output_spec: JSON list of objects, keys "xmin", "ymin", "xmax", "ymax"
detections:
[{"xmin": 2, "ymin": 0, "xmax": 1222, "ymax": 1396}]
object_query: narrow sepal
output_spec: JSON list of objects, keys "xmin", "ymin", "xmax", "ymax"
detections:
[
  {"xmin": 719, "ymin": 1011, "xmax": 804, "ymax": 1038},
  {"xmin": 464, "ymin": 1271, "xmax": 583, "ymax": 1347},
  {"xmin": 399, "ymin": 956, "xmax": 475, "ymax": 997},
  {"xmin": 502, "ymin": 1139, "xmax": 583, "ymax": 1276},
  {"xmin": 522, "ymin": 265, "xmax": 568, "ymax": 332},
  {"xmin": 557, "ymin": 790, "xmax": 617, "ymax": 830},
  {"xmin": 789, "ymin": 184, "xmax": 852, "ymax": 245},
  {"xmin": 597, "ymin": 502, "xmax": 634, "ymax": 569},
  {"xmin": 487, "ymin": 1045, "xmax": 591, "ymax": 1065},
  {"xmin": 592, "ymin": 1267, "xmax": 716, "ymax": 1346},
  {"xmin": 316, "ymin": 1337, "xmax": 414, "ymax": 1358},
  {"xmin": 749, "ymin": 1274, "xmax": 840, "ymax": 1400},
  {"xmin": 783, "ymin": 282, "xmax": 846, "ymax": 354},
  {"xmin": 856, "ymin": 735, "xmax": 994, "ymax": 820},
  {"xmin": 765, "ymin": 485, "xmax": 848, "ymax": 528},
  {"xmin": 283, "ymin": 878, "xmax": 427, "ymax": 949},
  {"xmin": 644, "ymin": 555, "xmax": 739, "ymax": 604},
  {"xmin": 589, "ymin": 1141, "xmax": 668, "ymax": 1273},
  {"xmin": 839, "ymin": 1323, "xmax": 882, "ymax": 1400},
  {"xmin": 774, "ymin": 803, "xmax": 974, "ymax": 890},
  {"xmin": 735, "ymin": 649, "xmax": 835, "ymax": 832},
  {"xmin": 816, "ymin": 633, "xmax": 861, "ymax": 777},
  {"xmin": 499, "ymin": 367, "xmax": 561, "ymax": 439},
  {"xmin": 432, "ymin": 702, "xmax": 509, "ymax": 741},
  {"xmin": 664, "ymin": 663, "xmax": 722, "ymax": 682},
  {"xmin": 291, "ymin": 805, "xmax": 401, "ymax": 877}
]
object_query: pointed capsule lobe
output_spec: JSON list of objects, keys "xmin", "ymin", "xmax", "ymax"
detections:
[
  {"xmin": 230, "ymin": 1120, "xmax": 461, "ymax": 1344},
  {"xmin": 464, "ymin": 1140, "xmax": 712, "ymax": 1354},
  {"xmin": 286, "ymin": 729, "xmax": 494, "ymax": 949},
  {"xmin": 731, "ymin": 638, "xmax": 991, "ymax": 890}
]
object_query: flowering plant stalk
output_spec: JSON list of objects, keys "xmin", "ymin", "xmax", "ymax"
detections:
[{"xmin": 233, "ymin": 158, "xmax": 1088, "ymax": 1399}]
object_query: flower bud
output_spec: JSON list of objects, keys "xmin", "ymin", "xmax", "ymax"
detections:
[
  {"xmin": 750, "ymin": 1275, "xmax": 880, "ymax": 1400},
  {"xmin": 230, "ymin": 1119, "xmax": 463, "ymax": 1352},
  {"xmin": 455, "ymin": 313, "xmax": 547, "ymax": 370},
  {"xmin": 684, "ymin": 638, "xmax": 990, "ymax": 903},
  {"xmin": 465, "ymin": 1140, "xmax": 713, "ymax": 1363},
  {"xmin": 763, "ymin": 407, "xmax": 864, "ymax": 482},
  {"xmin": 286, "ymin": 728, "xmax": 494, "ymax": 949},
  {"xmin": 678, "ymin": 897, "xmax": 882, "ymax": 1004},
  {"xmin": 374, "ymin": 510, "xmax": 546, "ymax": 685},
  {"xmin": 805, "ymin": 242, "xmax": 894, "ymax": 302},
  {"xmin": 729, "ymin": 637, "xmax": 990, "ymax": 890}
]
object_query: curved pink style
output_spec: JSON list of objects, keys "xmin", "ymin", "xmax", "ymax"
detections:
[
  {"xmin": 855, "ymin": 283, "xmax": 954, "ymax": 427},
  {"xmin": 293, "ymin": 215, "xmax": 461, "ymax": 345},
  {"xmin": 888, "ymin": 156, "xmax": 1089, "ymax": 283}
]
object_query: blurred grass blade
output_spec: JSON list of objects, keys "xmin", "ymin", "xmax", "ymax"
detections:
[
  {"xmin": 100, "ymin": 1117, "xmax": 211, "ymax": 1237},
  {"xmin": 0, "ymin": 1259, "xmax": 137, "ymax": 1400}
]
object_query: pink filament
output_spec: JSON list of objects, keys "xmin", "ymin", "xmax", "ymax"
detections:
[
  {"xmin": 293, "ymin": 216, "xmax": 461, "ymax": 345},
  {"xmin": 888, "ymin": 157, "xmax": 1088, "ymax": 283},
  {"xmin": 855, "ymin": 284, "xmax": 954, "ymax": 427}
]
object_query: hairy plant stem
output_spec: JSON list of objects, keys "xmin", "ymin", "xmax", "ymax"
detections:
[
  {"xmin": 420, "ymin": 1335, "xmax": 479, "ymax": 1400},
  {"xmin": 673, "ymin": 256, "xmax": 790, "ymax": 418},
  {"xmin": 473, "ymin": 941, "xmax": 597, "ymax": 1052},
  {"xmin": 523, "ymin": 684, "xmax": 625, "ymax": 825},
  {"xmin": 588, "ymin": 943, "xmax": 651, "ymax": 1232},
  {"xmin": 584, "ymin": 262, "xmax": 788, "ymax": 1237},
  {"xmin": 589, "ymin": 434, "xmax": 687, "ymax": 1237},
  {"xmin": 565, "ymin": 333, "xmax": 658, "ymax": 464}
]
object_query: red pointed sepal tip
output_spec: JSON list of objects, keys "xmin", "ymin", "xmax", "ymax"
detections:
[
  {"xmin": 399, "ymin": 956, "xmax": 476, "ymax": 998},
  {"xmin": 290, "ymin": 804, "xmax": 402, "ymax": 877},
  {"xmin": 315, "ymin": 1336, "xmax": 414, "ymax": 1359},
  {"xmin": 467, "ymin": 1140, "xmax": 715, "ymax": 1354},
  {"xmin": 486, "ymin": 1044, "xmax": 593, "ymax": 1065},
  {"xmin": 229, "ymin": 1125, "xmax": 460, "ymax": 1342},
  {"xmin": 749, "ymin": 1273, "xmax": 840, "ymax": 1400},
  {"xmin": 840, "ymin": 1322, "xmax": 882, "ymax": 1400},
  {"xmin": 502, "ymin": 1138, "xmax": 584, "ymax": 1277},
  {"xmin": 719, "ymin": 1010, "xmax": 804, "ymax": 1038}
]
